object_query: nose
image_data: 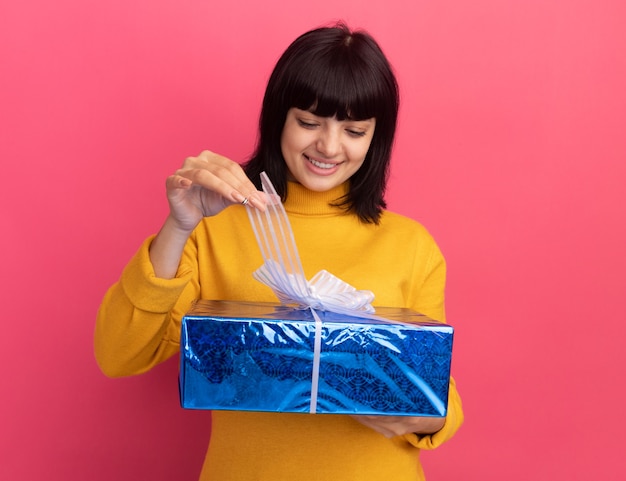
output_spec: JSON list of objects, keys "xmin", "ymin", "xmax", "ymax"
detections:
[{"xmin": 316, "ymin": 125, "xmax": 341, "ymax": 157}]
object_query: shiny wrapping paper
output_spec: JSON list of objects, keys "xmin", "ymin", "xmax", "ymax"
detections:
[{"xmin": 179, "ymin": 300, "xmax": 453, "ymax": 416}]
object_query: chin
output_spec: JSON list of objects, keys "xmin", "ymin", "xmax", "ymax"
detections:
[{"xmin": 300, "ymin": 177, "xmax": 342, "ymax": 192}]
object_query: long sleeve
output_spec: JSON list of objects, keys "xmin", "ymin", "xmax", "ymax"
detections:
[{"xmin": 94, "ymin": 236, "xmax": 199, "ymax": 377}]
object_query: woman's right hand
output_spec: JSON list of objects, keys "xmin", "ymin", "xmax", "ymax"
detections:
[
  {"xmin": 165, "ymin": 150, "xmax": 265, "ymax": 233},
  {"xmin": 149, "ymin": 151, "xmax": 265, "ymax": 279}
]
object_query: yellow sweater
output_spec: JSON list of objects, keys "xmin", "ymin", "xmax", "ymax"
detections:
[{"xmin": 95, "ymin": 182, "xmax": 463, "ymax": 481}]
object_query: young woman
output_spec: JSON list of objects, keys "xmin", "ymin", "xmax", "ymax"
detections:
[{"xmin": 95, "ymin": 23, "xmax": 463, "ymax": 481}]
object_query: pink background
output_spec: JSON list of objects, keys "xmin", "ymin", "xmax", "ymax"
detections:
[{"xmin": 2, "ymin": 0, "xmax": 625, "ymax": 479}]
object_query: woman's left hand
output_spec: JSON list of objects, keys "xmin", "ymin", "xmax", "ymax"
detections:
[{"xmin": 351, "ymin": 414, "xmax": 445, "ymax": 438}]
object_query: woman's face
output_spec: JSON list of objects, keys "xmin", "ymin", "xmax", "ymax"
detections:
[{"xmin": 280, "ymin": 108, "xmax": 376, "ymax": 192}]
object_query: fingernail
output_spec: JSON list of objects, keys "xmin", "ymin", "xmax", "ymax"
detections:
[{"xmin": 248, "ymin": 196, "xmax": 267, "ymax": 212}]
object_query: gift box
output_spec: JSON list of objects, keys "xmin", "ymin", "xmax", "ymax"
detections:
[{"xmin": 179, "ymin": 300, "xmax": 453, "ymax": 417}]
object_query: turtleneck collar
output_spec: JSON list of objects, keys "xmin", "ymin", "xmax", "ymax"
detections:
[{"xmin": 283, "ymin": 181, "xmax": 350, "ymax": 216}]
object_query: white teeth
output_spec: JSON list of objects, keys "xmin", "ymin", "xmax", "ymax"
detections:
[{"xmin": 308, "ymin": 157, "xmax": 335, "ymax": 169}]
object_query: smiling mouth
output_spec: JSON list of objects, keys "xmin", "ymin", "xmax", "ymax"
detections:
[{"xmin": 305, "ymin": 155, "xmax": 338, "ymax": 169}]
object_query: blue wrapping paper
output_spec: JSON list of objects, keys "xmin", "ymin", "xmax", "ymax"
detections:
[{"xmin": 179, "ymin": 300, "xmax": 453, "ymax": 416}]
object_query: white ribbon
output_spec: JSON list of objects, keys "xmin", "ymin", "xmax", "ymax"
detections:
[{"xmin": 246, "ymin": 173, "xmax": 375, "ymax": 413}]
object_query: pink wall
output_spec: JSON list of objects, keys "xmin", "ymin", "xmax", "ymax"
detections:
[{"xmin": 2, "ymin": 0, "xmax": 625, "ymax": 479}]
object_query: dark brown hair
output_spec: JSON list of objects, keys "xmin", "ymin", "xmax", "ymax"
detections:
[{"xmin": 244, "ymin": 23, "xmax": 399, "ymax": 223}]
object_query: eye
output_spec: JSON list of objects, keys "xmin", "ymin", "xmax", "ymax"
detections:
[
  {"xmin": 297, "ymin": 119, "xmax": 319, "ymax": 129},
  {"xmin": 346, "ymin": 129, "xmax": 367, "ymax": 138}
]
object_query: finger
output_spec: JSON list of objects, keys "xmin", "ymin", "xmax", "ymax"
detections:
[
  {"xmin": 242, "ymin": 191, "xmax": 273, "ymax": 211},
  {"xmin": 166, "ymin": 174, "xmax": 193, "ymax": 191},
  {"xmin": 180, "ymin": 152, "xmax": 261, "ymax": 205},
  {"xmin": 351, "ymin": 416, "xmax": 395, "ymax": 438},
  {"xmin": 175, "ymin": 164, "xmax": 248, "ymax": 204}
]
